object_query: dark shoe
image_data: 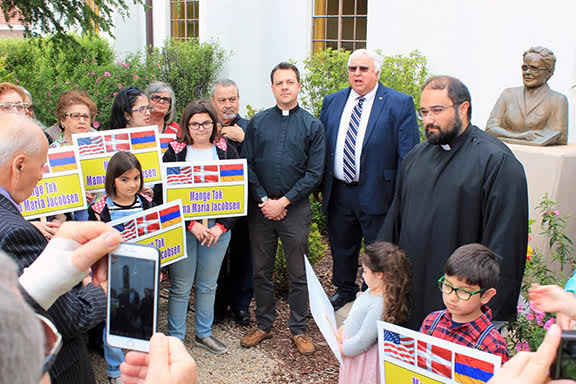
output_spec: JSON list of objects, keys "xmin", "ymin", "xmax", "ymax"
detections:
[
  {"xmin": 329, "ymin": 292, "xmax": 356, "ymax": 311},
  {"xmin": 293, "ymin": 334, "xmax": 316, "ymax": 355},
  {"xmin": 240, "ymin": 328, "xmax": 272, "ymax": 347},
  {"xmin": 233, "ymin": 310, "xmax": 250, "ymax": 326},
  {"xmin": 194, "ymin": 335, "xmax": 228, "ymax": 354}
]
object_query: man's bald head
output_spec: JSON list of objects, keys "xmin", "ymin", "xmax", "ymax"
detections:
[{"xmin": 0, "ymin": 113, "xmax": 48, "ymax": 203}]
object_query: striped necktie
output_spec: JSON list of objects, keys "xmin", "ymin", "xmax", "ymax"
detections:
[{"xmin": 343, "ymin": 96, "xmax": 365, "ymax": 183}]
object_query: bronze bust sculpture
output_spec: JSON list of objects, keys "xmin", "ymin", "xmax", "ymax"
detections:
[{"xmin": 486, "ymin": 46, "xmax": 568, "ymax": 145}]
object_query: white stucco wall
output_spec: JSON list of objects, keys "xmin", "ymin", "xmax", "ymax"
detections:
[
  {"xmin": 109, "ymin": 2, "xmax": 147, "ymax": 58},
  {"xmin": 368, "ymin": 0, "xmax": 576, "ymax": 142}
]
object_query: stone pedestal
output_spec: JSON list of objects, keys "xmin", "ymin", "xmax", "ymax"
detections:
[{"xmin": 506, "ymin": 143, "xmax": 576, "ymax": 272}]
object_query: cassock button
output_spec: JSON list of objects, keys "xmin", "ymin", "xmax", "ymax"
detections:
[{"xmin": 379, "ymin": 97, "xmax": 382, "ymax": 100}]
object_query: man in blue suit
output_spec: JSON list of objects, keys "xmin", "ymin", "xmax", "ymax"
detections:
[{"xmin": 319, "ymin": 49, "xmax": 420, "ymax": 310}]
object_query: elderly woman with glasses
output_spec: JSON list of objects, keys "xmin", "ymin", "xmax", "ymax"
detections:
[
  {"xmin": 145, "ymin": 81, "xmax": 181, "ymax": 136},
  {"xmin": 110, "ymin": 88, "xmax": 154, "ymax": 130},
  {"xmin": 50, "ymin": 90, "xmax": 98, "ymax": 148}
]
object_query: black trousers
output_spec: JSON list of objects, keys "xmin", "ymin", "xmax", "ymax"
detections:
[
  {"xmin": 249, "ymin": 198, "xmax": 310, "ymax": 335},
  {"xmin": 328, "ymin": 181, "xmax": 386, "ymax": 296}
]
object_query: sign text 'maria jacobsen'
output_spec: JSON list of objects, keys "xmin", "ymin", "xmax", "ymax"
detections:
[
  {"xmin": 183, "ymin": 188, "xmax": 241, "ymax": 214},
  {"xmin": 143, "ymin": 236, "xmax": 182, "ymax": 261},
  {"xmin": 22, "ymin": 181, "xmax": 81, "ymax": 212}
]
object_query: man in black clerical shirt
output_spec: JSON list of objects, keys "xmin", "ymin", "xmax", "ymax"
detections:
[
  {"xmin": 210, "ymin": 79, "xmax": 253, "ymax": 326},
  {"xmin": 379, "ymin": 76, "xmax": 528, "ymax": 330},
  {"xmin": 241, "ymin": 62, "xmax": 326, "ymax": 355}
]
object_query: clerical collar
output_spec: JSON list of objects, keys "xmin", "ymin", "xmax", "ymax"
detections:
[
  {"xmin": 440, "ymin": 123, "xmax": 472, "ymax": 151},
  {"xmin": 440, "ymin": 144, "xmax": 451, "ymax": 151},
  {"xmin": 275, "ymin": 104, "xmax": 300, "ymax": 116}
]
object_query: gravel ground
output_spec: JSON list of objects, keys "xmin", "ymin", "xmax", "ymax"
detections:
[{"xmin": 90, "ymin": 250, "xmax": 348, "ymax": 384}]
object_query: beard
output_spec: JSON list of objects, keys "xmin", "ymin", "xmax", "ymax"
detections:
[
  {"xmin": 222, "ymin": 108, "xmax": 236, "ymax": 121},
  {"xmin": 425, "ymin": 112, "xmax": 463, "ymax": 145}
]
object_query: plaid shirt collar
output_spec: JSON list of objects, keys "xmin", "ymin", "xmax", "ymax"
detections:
[{"xmin": 443, "ymin": 306, "xmax": 493, "ymax": 339}]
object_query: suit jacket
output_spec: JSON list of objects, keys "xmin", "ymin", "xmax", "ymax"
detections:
[
  {"xmin": 0, "ymin": 194, "xmax": 106, "ymax": 383},
  {"xmin": 319, "ymin": 82, "xmax": 419, "ymax": 215},
  {"xmin": 486, "ymin": 84, "xmax": 568, "ymax": 145}
]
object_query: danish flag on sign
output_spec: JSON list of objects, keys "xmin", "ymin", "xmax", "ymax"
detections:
[
  {"xmin": 136, "ymin": 212, "xmax": 160, "ymax": 236},
  {"xmin": 417, "ymin": 340, "xmax": 452, "ymax": 378},
  {"xmin": 193, "ymin": 165, "xmax": 219, "ymax": 183}
]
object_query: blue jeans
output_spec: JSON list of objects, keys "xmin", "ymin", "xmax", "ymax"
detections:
[
  {"xmin": 168, "ymin": 221, "xmax": 231, "ymax": 340},
  {"xmin": 103, "ymin": 326, "xmax": 125, "ymax": 378}
]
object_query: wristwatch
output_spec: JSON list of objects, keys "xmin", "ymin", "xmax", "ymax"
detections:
[{"xmin": 260, "ymin": 196, "xmax": 269, "ymax": 203}]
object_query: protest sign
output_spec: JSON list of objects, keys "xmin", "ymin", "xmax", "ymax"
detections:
[
  {"xmin": 107, "ymin": 200, "xmax": 187, "ymax": 266},
  {"xmin": 377, "ymin": 321, "xmax": 502, "ymax": 384},
  {"xmin": 20, "ymin": 147, "xmax": 87, "ymax": 220},
  {"xmin": 73, "ymin": 126, "xmax": 163, "ymax": 193},
  {"xmin": 162, "ymin": 159, "xmax": 247, "ymax": 220}
]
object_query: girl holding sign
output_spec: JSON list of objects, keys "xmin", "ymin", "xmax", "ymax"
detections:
[
  {"xmin": 87, "ymin": 151, "xmax": 154, "ymax": 384},
  {"xmin": 153, "ymin": 100, "xmax": 239, "ymax": 355},
  {"xmin": 337, "ymin": 242, "xmax": 412, "ymax": 384}
]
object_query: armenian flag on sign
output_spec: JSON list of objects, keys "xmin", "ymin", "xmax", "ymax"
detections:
[
  {"xmin": 136, "ymin": 212, "xmax": 160, "ymax": 236},
  {"xmin": 159, "ymin": 136, "xmax": 175, "ymax": 154},
  {"xmin": 130, "ymin": 130, "xmax": 156, "ymax": 149},
  {"xmin": 219, "ymin": 163, "xmax": 244, "ymax": 182},
  {"xmin": 77, "ymin": 136, "xmax": 105, "ymax": 155},
  {"xmin": 383, "ymin": 330, "xmax": 415, "ymax": 365},
  {"xmin": 113, "ymin": 220, "xmax": 137, "ymax": 241},
  {"xmin": 48, "ymin": 150, "xmax": 77, "ymax": 172},
  {"xmin": 454, "ymin": 353, "xmax": 495, "ymax": 384},
  {"xmin": 159, "ymin": 205, "xmax": 181, "ymax": 228},
  {"xmin": 105, "ymin": 133, "xmax": 130, "ymax": 153},
  {"xmin": 166, "ymin": 166, "xmax": 193, "ymax": 185},
  {"xmin": 193, "ymin": 165, "xmax": 218, "ymax": 183},
  {"xmin": 417, "ymin": 340, "xmax": 452, "ymax": 378}
]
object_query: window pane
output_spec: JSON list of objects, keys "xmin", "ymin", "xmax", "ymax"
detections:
[
  {"xmin": 357, "ymin": 0, "xmax": 367, "ymax": 14},
  {"xmin": 172, "ymin": 2, "xmax": 185, "ymax": 19},
  {"xmin": 327, "ymin": 40, "xmax": 339, "ymax": 50},
  {"xmin": 356, "ymin": 16, "xmax": 367, "ymax": 40},
  {"xmin": 326, "ymin": 17, "xmax": 338, "ymax": 40},
  {"xmin": 342, "ymin": 0, "xmax": 355, "ymax": 15},
  {"xmin": 341, "ymin": 41, "xmax": 354, "ymax": 51},
  {"xmin": 327, "ymin": 0, "xmax": 339, "ymax": 15},
  {"xmin": 353, "ymin": 41, "xmax": 366, "ymax": 51},
  {"xmin": 192, "ymin": 1, "xmax": 199, "ymax": 19},
  {"xmin": 187, "ymin": 2, "xmax": 194, "ymax": 19},
  {"xmin": 341, "ymin": 16, "xmax": 354, "ymax": 40}
]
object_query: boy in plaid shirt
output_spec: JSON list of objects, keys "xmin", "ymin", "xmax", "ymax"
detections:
[{"xmin": 419, "ymin": 244, "xmax": 509, "ymax": 363}]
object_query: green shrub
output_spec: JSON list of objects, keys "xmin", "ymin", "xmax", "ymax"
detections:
[
  {"xmin": 0, "ymin": 35, "xmax": 227, "ymax": 130},
  {"xmin": 274, "ymin": 222, "xmax": 327, "ymax": 295}
]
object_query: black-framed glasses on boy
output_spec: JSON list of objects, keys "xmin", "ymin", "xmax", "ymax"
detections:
[
  {"xmin": 36, "ymin": 314, "xmax": 63, "ymax": 376},
  {"xmin": 437, "ymin": 275, "xmax": 483, "ymax": 301},
  {"xmin": 132, "ymin": 105, "xmax": 154, "ymax": 114},
  {"xmin": 189, "ymin": 120, "xmax": 214, "ymax": 130},
  {"xmin": 150, "ymin": 94, "xmax": 172, "ymax": 104}
]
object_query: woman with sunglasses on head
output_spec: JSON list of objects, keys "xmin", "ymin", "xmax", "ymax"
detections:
[
  {"xmin": 145, "ymin": 81, "xmax": 181, "ymax": 136},
  {"xmin": 110, "ymin": 88, "xmax": 153, "ymax": 130}
]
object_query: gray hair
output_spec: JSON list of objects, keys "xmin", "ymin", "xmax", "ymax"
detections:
[
  {"xmin": 0, "ymin": 252, "xmax": 45, "ymax": 384},
  {"xmin": 211, "ymin": 79, "xmax": 240, "ymax": 98},
  {"xmin": 0, "ymin": 113, "xmax": 46, "ymax": 168},
  {"xmin": 523, "ymin": 46, "xmax": 556, "ymax": 76},
  {"xmin": 348, "ymin": 49, "xmax": 383, "ymax": 74},
  {"xmin": 145, "ymin": 81, "xmax": 177, "ymax": 125}
]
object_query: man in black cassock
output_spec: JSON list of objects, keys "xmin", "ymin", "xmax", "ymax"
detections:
[{"xmin": 378, "ymin": 76, "xmax": 528, "ymax": 330}]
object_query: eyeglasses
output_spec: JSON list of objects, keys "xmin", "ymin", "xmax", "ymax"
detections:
[
  {"xmin": 417, "ymin": 104, "xmax": 458, "ymax": 120},
  {"xmin": 437, "ymin": 275, "xmax": 484, "ymax": 301},
  {"xmin": 0, "ymin": 102, "xmax": 30, "ymax": 112},
  {"xmin": 522, "ymin": 64, "xmax": 547, "ymax": 73},
  {"xmin": 36, "ymin": 314, "xmax": 62, "ymax": 375},
  {"xmin": 150, "ymin": 94, "xmax": 172, "ymax": 104},
  {"xmin": 348, "ymin": 65, "xmax": 371, "ymax": 73},
  {"xmin": 188, "ymin": 120, "xmax": 214, "ymax": 130},
  {"xmin": 131, "ymin": 105, "xmax": 154, "ymax": 114},
  {"xmin": 65, "ymin": 112, "xmax": 90, "ymax": 121}
]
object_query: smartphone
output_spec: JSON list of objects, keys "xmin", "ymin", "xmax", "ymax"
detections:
[
  {"xmin": 551, "ymin": 330, "xmax": 576, "ymax": 380},
  {"xmin": 106, "ymin": 242, "xmax": 160, "ymax": 352}
]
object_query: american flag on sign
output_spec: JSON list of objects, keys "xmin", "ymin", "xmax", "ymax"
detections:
[
  {"xmin": 112, "ymin": 220, "xmax": 137, "ymax": 241},
  {"xmin": 166, "ymin": 166, "xmax": 193, "ymax": 185},
  {"xmin": 105, "ymin": 133, "xmax": 130, "ymax": 153},
  {"xmin": 136, "ymin": 212, "xmax": 160, "ymax": 236},
  {"xmin": 193, "ymin": 165, "xmax": 218, "ymax": 183},
  {"xmin": 383, "ymin": 330, "xmax": 415, "ymax": 365},
  {"xmin": 77, "ymin": 136, "xmax": 105, "ymax": 155},
  {"xmin": 417, "ymin": 340, "xmax": 452, "ymax": 378}
]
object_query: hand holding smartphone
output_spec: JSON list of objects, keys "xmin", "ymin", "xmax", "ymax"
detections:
[
  {"xmin": 107, "ymin": 243, "xmax": 160, "ymax": 352},
  {"xmin": 551, "ymin": 330, "xmax": 576, "ymax": 380}
]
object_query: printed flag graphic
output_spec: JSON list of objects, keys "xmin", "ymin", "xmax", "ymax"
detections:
[
  {"xmin": 136, "ymin": 212, "xmax": 160, "ymax": 236},
  {"xmin": 166, "ymin": 166, "xmax": 193, "ymax": 185},
  {"xmin": 417, "ymin": 340, "xmax": 452, "ymax": 378},
  {"xmin": 130, "ymin": 130, "xmax": 156, "ymax": 149},
  {"xmin": 454, "ymin": 353, "xmax": 494, "ymax": 384},
  {"xmin": 159, "ymin": 205, "xmax": 181, "ymax": 228},
  {"xmin": 105, "ymin": 133, "xmax": 130, "ymax": 153},
  {"xmin": 160, "ymin": 136, "xmax": 173, "ymax": 154},
  {"xmin": 77, "ymin": 136, "xmax": 105, "ymax": 155},
  {"xmin": 219, "ymin": 163, "xmax": 244, "ymax": 181},
  {"xmin": 112, "ymin": 220, "xmax": 137, "ymax": 241},
  {"xmin": 193, "ymin": 165, "xmax": 218, "ymax": 183},
  {"xmin": 383, "ymin": 330, "xmax": 415, "ymax": 365},
  {"xmin": 48, "ymin": 150, "xmax": 77, "ymax": 172}
]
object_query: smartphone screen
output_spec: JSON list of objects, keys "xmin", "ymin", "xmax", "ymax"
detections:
[
  {"xmin": 558, "ymin": 338, "xmax": 576, "ymax": 379},
  {"xmin": 109, "ymin": 254, "xmax": 157, "ymax": 341}
]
